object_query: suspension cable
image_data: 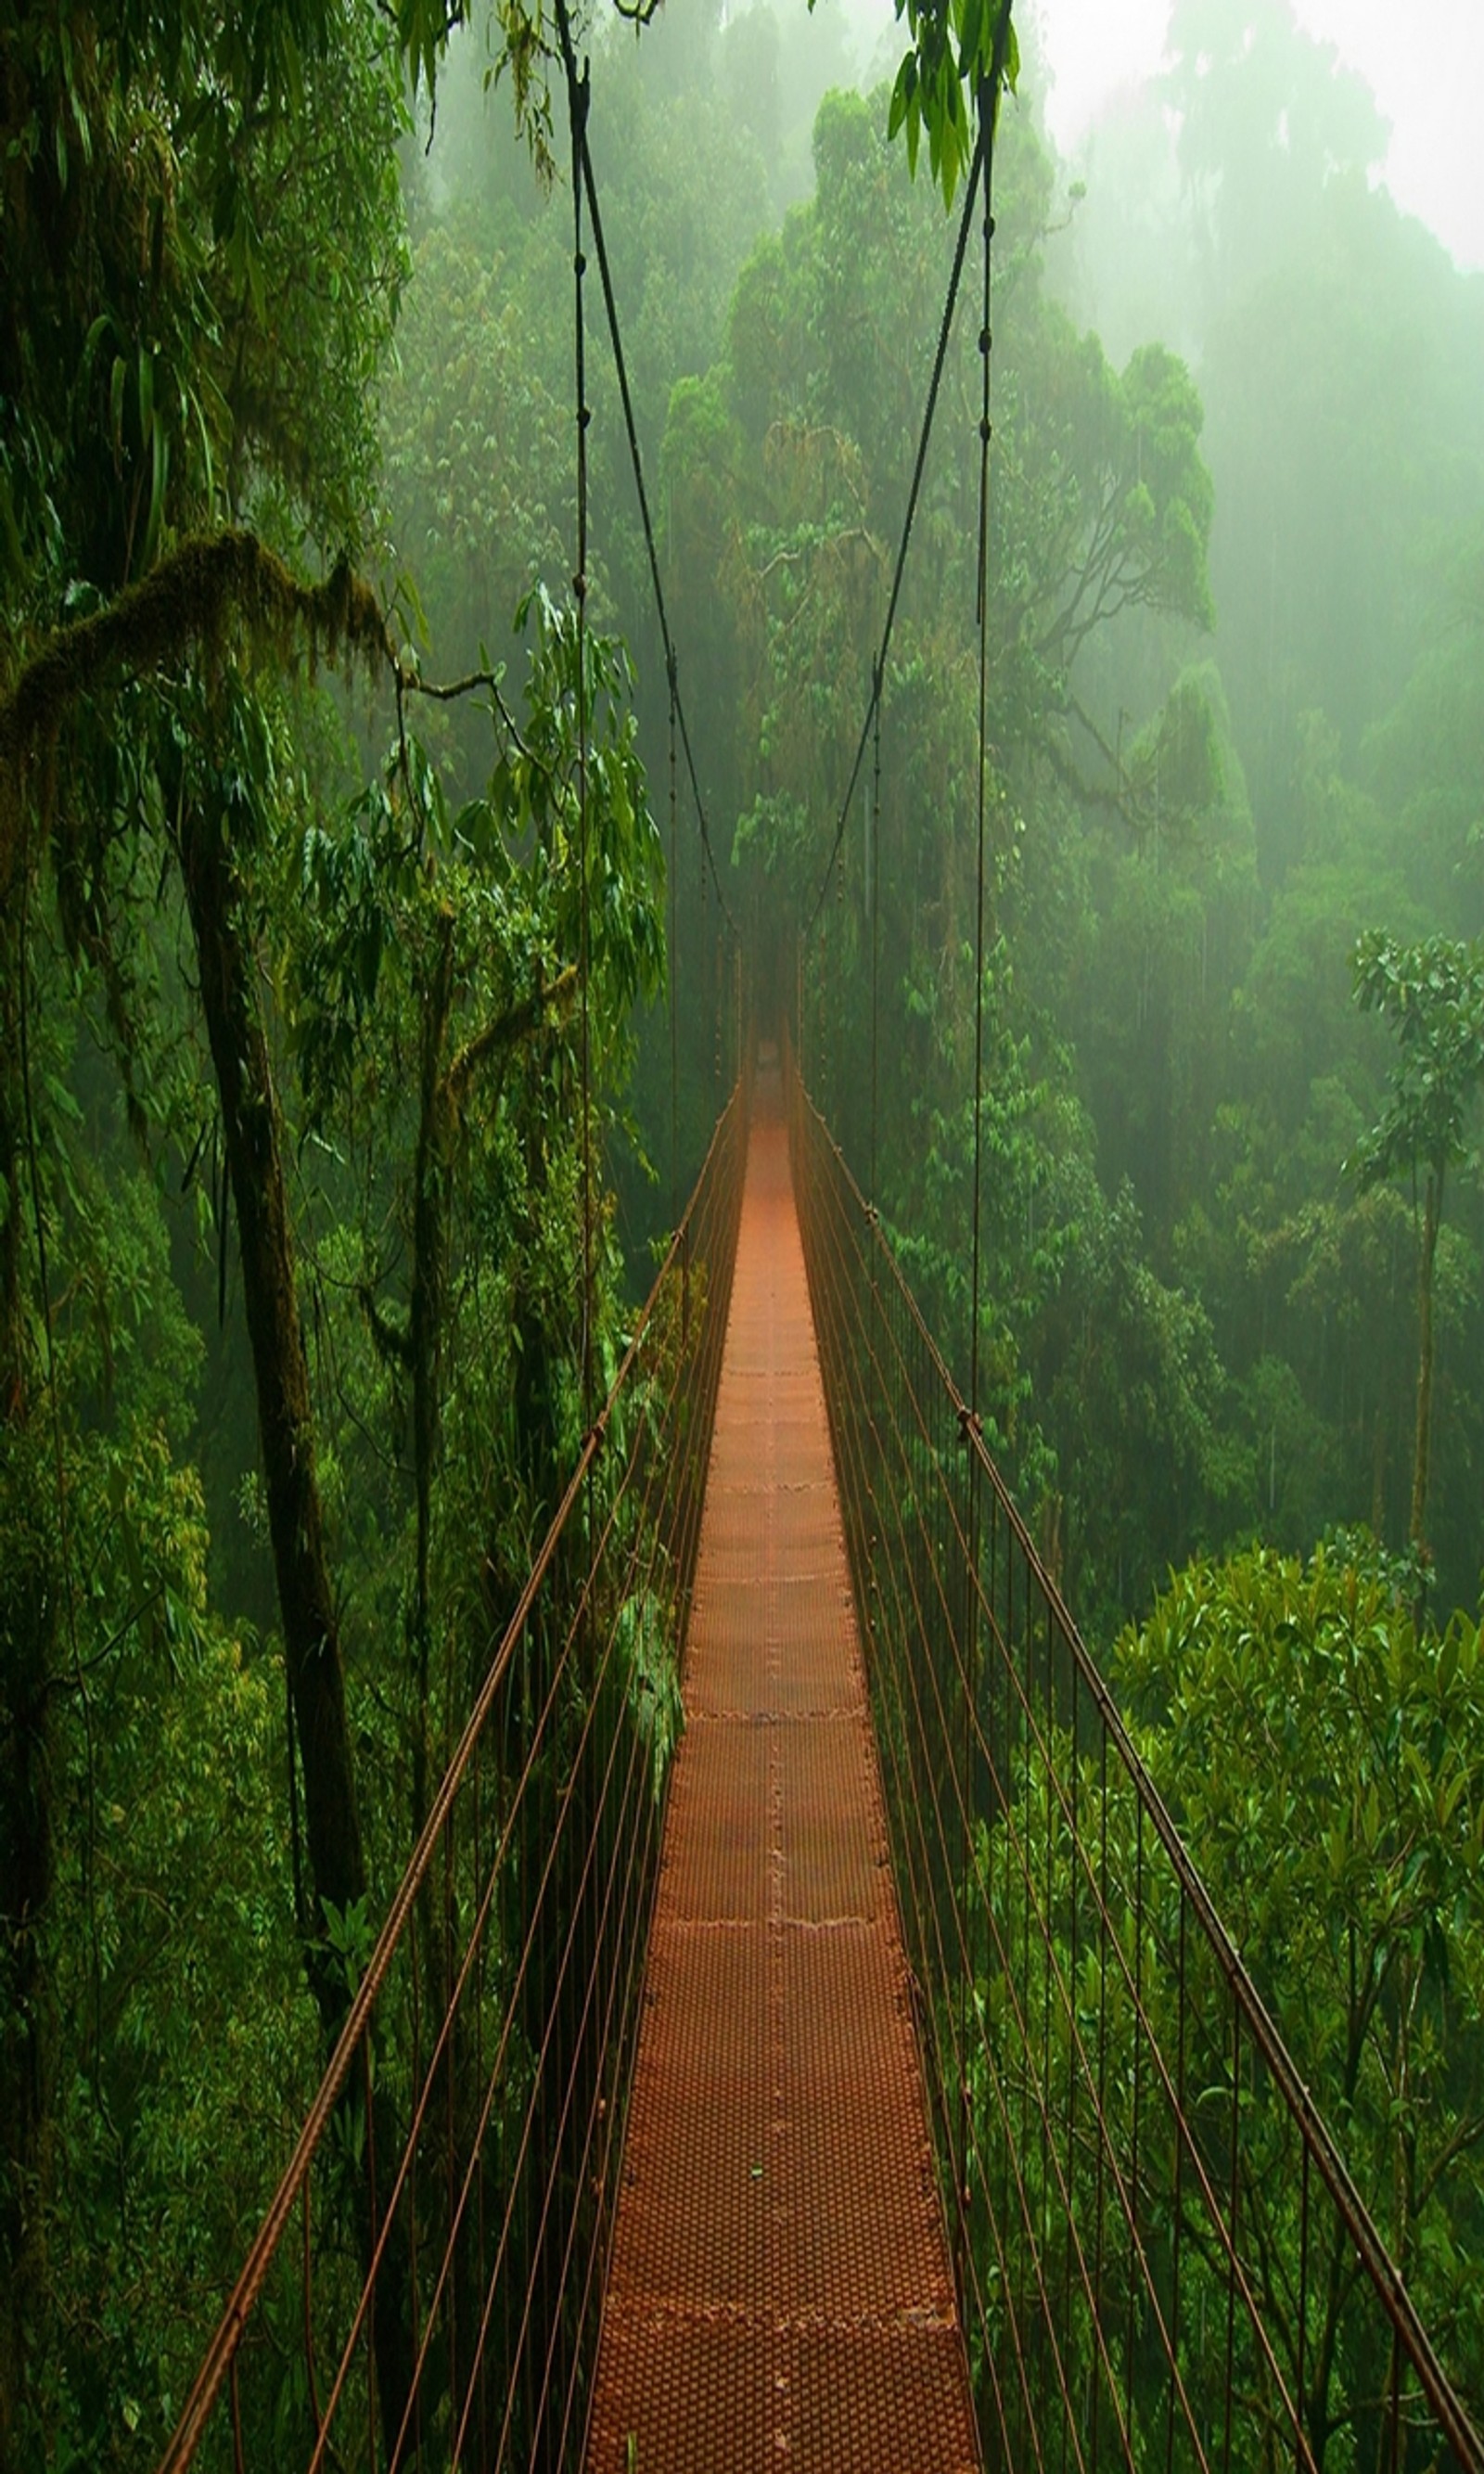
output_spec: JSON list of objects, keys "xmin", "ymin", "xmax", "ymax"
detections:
[
  {"xmin": 963, "ymin": 7, "xmax": 1014, "ymax": 2298},
  {"xmin": 869, "ymin": 667, "xmax": 881, "ymax": 1207},
  {"xmin": 668, "ymin": 647, "xmax": 679, "ymax": 1232},
  {"xmin": 968, "ymin": 6, "xmax": 1016, "ymax": 1424},
  {"xmin": 552, "ymin": 0, "xmax": 736, "ymax": 934},
  {"xmin": 801, "ymin": 112, "xmax": 989, "ymax": 941},
  {"xmin": 564, "ymin": 32, "xmax": 595, "ymax": 1435}
]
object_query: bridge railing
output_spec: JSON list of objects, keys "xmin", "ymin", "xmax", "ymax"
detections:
[
  {"xmin": 158, "ymin": 1082, "xmax": 748, "ymax": 2474},
  {"xmin": 787, "ymin": 1052, "xmax": 1482, "ymax": 2474}
]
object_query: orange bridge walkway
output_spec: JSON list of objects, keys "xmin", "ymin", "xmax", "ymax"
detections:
[{"xmin": 587, "ymin": 1068, "xmax": 979, "ymax": 2472}]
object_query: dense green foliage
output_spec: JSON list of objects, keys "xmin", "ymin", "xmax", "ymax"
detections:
[
  {"xmin": 3, "ymin": 0, "xmax": 1483, "ymax": 2453},
  {"xmin": 0, "ymin": 0, "xmax": 668, "ymax": 2453},
  {"xmin": 967, "ymin": 1536, "xmax": 1484, "ymax": 2456},
  {"xmin": 1117, "ymin": 1539, "xmax": 1484, "ymax": 2357},
  {"xmin": 1045, "ymin": 0, "xmax": 1484, "ymax": 1615},
  {"xmin": 633, "ymin": 0, "xmax": 1484, "ymax": 1634}
]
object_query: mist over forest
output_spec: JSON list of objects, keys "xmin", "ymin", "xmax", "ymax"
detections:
[
  {"xmin": 396, "ymin": 0, "xmax": 1484, "ymax": 1622},
  {"xmin": 3, "ymin": 0, "xmax": 1482, "ymax": 2458}
]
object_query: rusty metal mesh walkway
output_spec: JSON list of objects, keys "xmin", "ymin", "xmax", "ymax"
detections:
[
  {"xmin": 586, "ymin": 1062, "xmax": 979, "ymax": 2473},
  {"xmin": 154, "ymin": 1062, "xmax": 1484, "ymax": 2474}
]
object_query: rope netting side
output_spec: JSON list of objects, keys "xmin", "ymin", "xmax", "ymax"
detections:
[
  {"xmin": 785, "ymin": 1041, "xmax": 1483, "ymax": 2474},
  {"xmin": 157, "ymin": 1088, "xmax": 748, "ymax": 2474}
]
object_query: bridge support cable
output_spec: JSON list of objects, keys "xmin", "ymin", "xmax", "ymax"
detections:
[
  {"xmin": 785, "ymin": 1041, "xmax": 1484, "ymax": 2474},
  {"xmin": 800, "ymin": 2, "xmax": 1016, "ymax": 968},
  {"xmin": 966, "ymin": 7, "xmax": 1012, "ymax": 1432},
  {"xmin": 801, "ymin": 131, "xmax": 985, "ymax": 946},
  {"xmin": 551, "ymin": 0, "xmax": 736, "ymax": 944},
  {"xmin": 553, "ymin": 0, "xmax": 741, "ymax": 1302},
  {"xmin": 869, "ymin": 677, "xmax": 882, "ymax": 1210},
  {"xmin": 564, "ymin": 34, "xmax": 596, "ymax": 1437},
  {"xmin": 961, "ymin": 18, "xmax": 1015, "ymax": 2328},
  {"xmin": 155, "ymin": 1095, "xmax": 748, "ymax": 2474},
  {"xmin": 668, "ymin": 652, "xmax": 680, "ymax": 1237}
]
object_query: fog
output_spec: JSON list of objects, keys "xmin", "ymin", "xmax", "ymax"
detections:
[
  {"xmin": 397, "ymin": 0, "xmax": 1484, "ymax": 1618},
  {"xmin": 1032, "ymin": 0, "xmax": 1484, "ymax": 274}
]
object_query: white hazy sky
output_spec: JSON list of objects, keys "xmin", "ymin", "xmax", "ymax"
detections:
[{"xmin": 1026, "ymin": 0, "xmax": 1484, "ymax": 273}]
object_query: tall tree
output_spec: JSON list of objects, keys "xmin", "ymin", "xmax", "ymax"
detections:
[
  {"xmin": 0, "ymin": 0, "xmax": 404, "ymax": 2441},
  {"xmin": 1350, "ymin": 931, "xmax": 1484, "ymax": 1552}
]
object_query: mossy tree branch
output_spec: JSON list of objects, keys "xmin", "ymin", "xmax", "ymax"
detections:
[{"xmin": 1, "ymin": 528, "xmax": 392, "ymax": 759}]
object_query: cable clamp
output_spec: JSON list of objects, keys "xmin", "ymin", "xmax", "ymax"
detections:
[{"xmin": 569, "ymin": 54, "xmax": 591, "ymax": 144}]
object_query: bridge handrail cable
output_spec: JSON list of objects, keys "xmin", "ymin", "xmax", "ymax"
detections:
[
  {"xmin": 158, "ymin": 1083, "xmax": 748, "ymax": 2471},
  {"xmin": 787, "ymin": 1045, "xmax": 1484, "ymax": 2474}
]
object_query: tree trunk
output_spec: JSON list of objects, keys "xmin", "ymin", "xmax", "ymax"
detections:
[
  {"xmin": 177, "ymin": 792, "xmax": 415, "ymax": 2443},
  {"xmin": 178, "ymin": 800, "xmax": 366, "ymax": 1972},
  {"xmin": 0, "ymin": 925, "xmax": 56, "ymax": 2474},
  {"xmin": 0, "ymin": 943, "xmax": 23, "ymax": 1429},
  {"xmin": 0, "ymin": 1435, "xmax": 56, "ymax": 2474},
  {"xmin": 1409, "ymin": 1162, "xmax": 1442, "ymax": 1553}
]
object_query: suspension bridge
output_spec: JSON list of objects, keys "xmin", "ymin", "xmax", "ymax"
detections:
[
  {"xmin": 157, "ymin": 1039, "xmax": 1480, "ymax": 2473},
  {"xmin": 153, "ymin": 11, "xmax": 1482, "ymax": 2470}
]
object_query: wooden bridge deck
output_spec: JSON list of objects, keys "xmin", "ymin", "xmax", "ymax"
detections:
[{"xmin": 587, "ymin": 1062, "xmax": 979, "ymax": 2472}]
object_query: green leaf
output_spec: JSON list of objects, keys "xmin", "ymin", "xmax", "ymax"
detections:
[
  {"xmin": 888, "ymin": 55, "xmax": 915, "ymax": 143},
  {"xmin": 141, "ymin": 420, "xmax": 169, "ymax": 572},
  {"xmin": 958, "ymin": 0, "xmax": 985, "ymax": 82},
  {"xmin": 109, "ymin": 354, "xmax": 127, "ymax": 459}
]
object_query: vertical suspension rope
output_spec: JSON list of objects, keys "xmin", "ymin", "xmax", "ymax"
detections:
[
  {"xmin": 562, "ymin": 15, "xmax": 595, "ymax": 1438},
  {"xmin": 557, "ymin": 75, "xmax": 599, "ymax": 2410},
  {"xmin": 835, "ymin": 839, "xmax": 844, "ymax": 1131},
  {"xmin": 866, "ymin": 670, "xmax": 884, "ymax": 1916},
  {"xmin": 870, "ymin": 669, "xmax": 882, "ymax": 1207},
  {"xmin": 699, "ymin": 764, "xmax": 709, "ymax": 1127},
  {"xmin": 967, "ymin": 0, "xmax": 1016, "ymax": 1403},
  {"xmin": 961, "ymin": 9, "xmax": 1012, "ymax": 2310},
  {"xmin": 968, "ymin": 74, "xmax": 996, "ymax": 1429},
  {"xmin": 958, "ymin": 76, "xmax": 995, "ymax": 2290},
  {"xmin": 668, "ymin": 649, "xmax": 680, "ymax": 1236}
]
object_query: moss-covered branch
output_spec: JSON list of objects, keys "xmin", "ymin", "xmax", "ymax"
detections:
[
  {"xmin": 443, "ymin": 965, "xmax": 579, "ymax": 1113},
  {"xmin": 0, "ymin": 528, "xmax": 394, "ymax": 780}
]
